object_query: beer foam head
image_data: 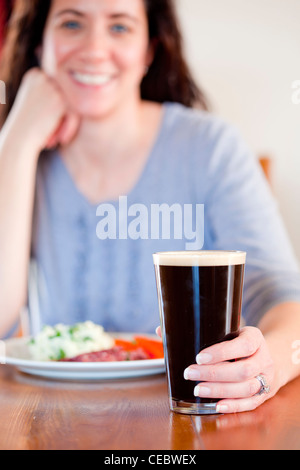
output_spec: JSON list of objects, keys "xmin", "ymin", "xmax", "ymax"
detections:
[{"xmin": 153, "ymin": 251, "xmax": 246, "ymax": 267}]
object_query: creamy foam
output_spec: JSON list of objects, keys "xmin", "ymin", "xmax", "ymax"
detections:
[{"xmin": 153, "ymin": 251, "xmax": 246, "ymax": 267}]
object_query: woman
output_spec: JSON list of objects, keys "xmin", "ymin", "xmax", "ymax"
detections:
[{"xmin": 0, "ymin": 0, "xmax": 300, "ymax": 414}]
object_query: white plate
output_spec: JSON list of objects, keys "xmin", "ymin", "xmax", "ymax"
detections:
[{"xmin": 0, "ymin": 335, "xmax": 165, "ymax": 380}]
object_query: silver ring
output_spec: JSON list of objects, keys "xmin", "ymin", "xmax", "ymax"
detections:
[{"xmin": 255, "ymin": 374, "xmax": 271, "ymax": 395}]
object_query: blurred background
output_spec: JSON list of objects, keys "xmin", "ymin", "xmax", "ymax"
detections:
[
  {"xmin": 176, "ymin": 0, "xmax": 300, "ymax": 261},
  {"xmin": 0, "ymin": 0, "xmax": 299, "ymax": 260}
]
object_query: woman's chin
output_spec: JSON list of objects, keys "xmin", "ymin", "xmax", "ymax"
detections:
[{"xmin": 66, "ymin": 104, "xmax": 114, "ymax": 121}]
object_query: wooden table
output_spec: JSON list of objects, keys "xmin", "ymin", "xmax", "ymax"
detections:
[{"xmin": 0, "ymin": 364, "xmax": 299, "ymax": 450}]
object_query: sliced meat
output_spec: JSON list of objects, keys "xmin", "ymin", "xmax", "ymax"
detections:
[{"xmin": 62, "ymin": 346, "xmax": 150, "ymax": 362}]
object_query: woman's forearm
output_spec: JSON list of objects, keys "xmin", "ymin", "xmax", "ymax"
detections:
[
  {"xmin": 0, "ymin": 69, "xmax": 73, "ymax": 337},
  {"xmin": 0, "ymin": 126, "xmax": 39, "ymax": 336},
  {"xmin": 258, "ymin": 302, "xmax": 300, "ymax": 389}
]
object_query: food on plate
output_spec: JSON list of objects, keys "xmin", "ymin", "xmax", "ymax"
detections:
[
  {"xmin": 28, "ymin": 321, "xmax": 114, "ymax": 361},
  {"xmin": 28, "ymin": 322, "xmax": 164, "ymax": 362}
]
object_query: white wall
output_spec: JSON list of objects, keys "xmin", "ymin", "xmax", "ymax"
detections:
[{"xmin": 176, "ymin": 0, "xmax": 300, "ymax": 261}]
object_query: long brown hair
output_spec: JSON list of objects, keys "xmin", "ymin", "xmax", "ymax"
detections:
[{"xmin": 0, "ymin": 0, "xmax": 208, "ymax": 126}]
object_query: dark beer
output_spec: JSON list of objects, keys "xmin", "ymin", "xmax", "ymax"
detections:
[{"xmin": 154, "ymin": 251, "xmax": 246, "ymax": 414}]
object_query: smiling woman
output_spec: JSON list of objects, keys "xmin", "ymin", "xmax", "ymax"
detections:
[{"xmin": 0, "ymin": 0, "xmax": 208, "ymax": 334}]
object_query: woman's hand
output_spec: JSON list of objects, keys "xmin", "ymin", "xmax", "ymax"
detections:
[
  {"xmin": 184, "ymin": 327, "xmax": 277, "ymax": 414},
  {"xmin": 5, "ymin": 68, "xmax": 79, "ymax": 154},
  {"xmin": 157, "ymin": 325, "xmax": 278, "ymax": 414}
]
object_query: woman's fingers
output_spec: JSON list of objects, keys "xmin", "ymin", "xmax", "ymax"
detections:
[
  {"xmin": 193, "ymin": 377, "xmax": 261, "ymax": 399},
  {"xmin": 13, "ymin": 68, "xmax": 67, "ymax": 152},
  {"xmin": 184, "ymin": 352, "xmax": 262, "ymax": 383},
  {"xmin": 46, "ymin": 112, "xmax": 80, "ymax": 149},
  {"xmin": 57, "ymin": 111, "xmax": 80, "ymax": 146},
  {"xmin": 14, "ymin": 68, "xmax": 80, "ymax": 152},
  {"xmin": 216, "ymin": 396, "xmax": 265, "ymax": 414},
  {"xmin": 196, "ymin": 327, "xmax": 264, "ymax": 365}
]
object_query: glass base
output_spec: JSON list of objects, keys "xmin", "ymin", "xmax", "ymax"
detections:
[{"xmin": 170, "ymin": 398, "xmax": 220, "ymax": 415}]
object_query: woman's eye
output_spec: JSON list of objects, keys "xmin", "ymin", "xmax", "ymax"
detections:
[
  {"xmin": 110, "ymin": 24, "xmax": 129, "ymax": 34},
  {"xmin": 62, "ymin": 21, "xmax": 81, "ymax": 30}
]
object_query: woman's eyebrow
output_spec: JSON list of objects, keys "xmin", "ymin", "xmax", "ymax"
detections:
[
  {"xmin": 54, "ymin": 10, "xmax": 138, "ymax": 22},
  {"xmin": 54, "ymin": 9, "xmax": 85, "ymax": 18},
  {"xmin": 109, "ymin": 13, "xmax": 139, "ymax": 23}
]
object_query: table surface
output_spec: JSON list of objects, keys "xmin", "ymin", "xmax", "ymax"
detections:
[{"xmin": 0, "ymin": 365, "xmax": 299, "ymax": 450}]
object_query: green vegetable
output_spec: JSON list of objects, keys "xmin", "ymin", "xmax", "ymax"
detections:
[{"xmin": 57, "ymin": 349, "xmax": 66, "ymax": 360}]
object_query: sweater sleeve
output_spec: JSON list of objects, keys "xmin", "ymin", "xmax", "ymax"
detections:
[{"xmin": 201, "ymin": 122, "xmax": 300, "ymax": 326}]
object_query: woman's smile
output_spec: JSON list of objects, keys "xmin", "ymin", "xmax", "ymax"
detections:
[{"xmin": 70, "ymin": 71, "xmax": 116, "ymax": 88}]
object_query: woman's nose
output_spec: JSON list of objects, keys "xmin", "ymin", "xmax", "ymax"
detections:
[{"xmin": 79, "ymin": 28, "xmax": 110, "ymax": 62}]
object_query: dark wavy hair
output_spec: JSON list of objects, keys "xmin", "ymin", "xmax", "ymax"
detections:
[{"xmin": 0, "ymin": 0, "xmax": 208, "ymax": 125}]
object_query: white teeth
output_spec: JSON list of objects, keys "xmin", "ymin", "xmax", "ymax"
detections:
[{"xmin": 72, "ymin": 72, "xmax": 112, "ymax": 86}]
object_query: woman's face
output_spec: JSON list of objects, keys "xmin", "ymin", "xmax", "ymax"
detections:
[{"xmin": 41, "ymin": 0, "xmax": 153, "ymax": 118}]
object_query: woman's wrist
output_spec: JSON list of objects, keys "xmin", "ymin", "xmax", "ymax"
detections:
[
  {"xmin": 0, "ymin": 117, "xmax": 42, "ymax": 163},
  {"xmin": 259, "ymin": 302, "xmax": 300, "ymax": 389}
]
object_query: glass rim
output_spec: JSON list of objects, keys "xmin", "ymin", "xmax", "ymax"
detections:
[{"xmin": 153, "ymin": 250, "xmax": 246, "ymax": 267}]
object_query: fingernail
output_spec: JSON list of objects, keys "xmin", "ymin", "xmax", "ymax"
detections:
[
  {"xmin": 194, "ymin": 385, "xmax": 211, "ymax": 397},
  {"xmin": 183, "ymin": 368, "xmax": 199, "ymax": 380},
  {"xmin": 196, "ymin": 353, "xmax": 212, "ymax": 365},
  {"xmin": 216, "ymin": 405, "xmax": 229, "ymax": 414}
]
